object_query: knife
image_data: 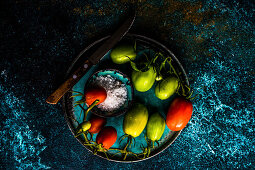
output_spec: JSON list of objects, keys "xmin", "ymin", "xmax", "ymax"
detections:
[{"xmin": 46, "ymin": 14, "xmax": 136, "ymax": 104}]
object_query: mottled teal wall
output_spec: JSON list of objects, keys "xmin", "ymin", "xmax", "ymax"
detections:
[{"xmin": 0, "ymin": 0, "xmax": 254, "ymax": 169}]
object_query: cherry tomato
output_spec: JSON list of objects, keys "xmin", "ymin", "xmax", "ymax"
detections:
[
  {"xmin": 85, "ymin": 86, "xmax": 107, "ymax": 106},
  {"xmin": 96, "ymin": 126, "xmax": 117, "ymax": 149},
  {"xmin": 166, "ymin": 97, "xmax": 193, "ymax": 131},
  {"xmin": 88, "ymin": 116, "xmax": 107, "ymax": 134}
]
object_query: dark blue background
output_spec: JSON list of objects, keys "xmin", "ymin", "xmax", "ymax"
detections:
[{"xmin": 1, "ymin": 0, "xmax": 254, "ymax": 169}]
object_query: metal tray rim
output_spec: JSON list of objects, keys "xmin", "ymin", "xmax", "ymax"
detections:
[{"xmin": 62, "ymin": 33, "xmax": 189, "ymax": 163}]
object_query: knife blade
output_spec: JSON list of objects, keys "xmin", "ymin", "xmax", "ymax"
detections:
[{"xmin": 46, "ymin": 14, "xmax": 136, "ymax": 104}]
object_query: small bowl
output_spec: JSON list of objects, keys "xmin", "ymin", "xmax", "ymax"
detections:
[{"xmin": 85, "ymin": 69, "xmax": 133, "ymax": 117}]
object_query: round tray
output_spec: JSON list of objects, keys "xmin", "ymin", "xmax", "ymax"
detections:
[{"xmin": 62, "ymin": 33, "xmax": 189, "ymax": 162}]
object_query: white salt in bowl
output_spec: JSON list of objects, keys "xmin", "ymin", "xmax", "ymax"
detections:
[{"xmin": 85, "ymin": 69, "xmax": 134, "ymax": 117}]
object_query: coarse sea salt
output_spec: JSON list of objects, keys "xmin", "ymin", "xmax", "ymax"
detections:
[{"xmin": 92, "ymin": 75, "xmax": 127, "ymax": 112}]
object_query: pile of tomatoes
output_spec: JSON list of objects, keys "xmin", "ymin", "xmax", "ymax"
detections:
[
  {"xmin": 110, "ymin": 43, "xmax": 194, "ymax": 132},
  {"xmin": 73, "ymin": 43, "xmax": 195, "ymax": 160}
]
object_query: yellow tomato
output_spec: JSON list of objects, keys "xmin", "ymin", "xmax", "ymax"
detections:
[{"xmin": 123, "ymin": 103, "xmax": 148, "ymax": 137}]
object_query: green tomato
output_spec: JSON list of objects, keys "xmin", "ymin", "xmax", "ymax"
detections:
[
  {"xmin": 123, "ymin": 103, "xmax": 148, "ymax": 138},
  {"xmin": 155, "ymin": 76, "xmax": 179, "ymax": 100},
  {"xmin": 146, "ymin": 112, "xmax": 165, "ymax": 141},
  {"xmin": 110, "ymin": 44, "xmax": 136, "ymax": 64},
  {"xmin": 76, "ymin": 121, "xmax": 91, "ymax": 135},
  {"xmin": 132, "ymin": 66, "xmax": 157, "ymax": 92}
]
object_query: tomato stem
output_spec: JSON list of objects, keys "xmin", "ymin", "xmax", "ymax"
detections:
[
  {"xmin": 82, "ymin": 133, "xmax": 94, "ymax": 150},
  {"xmin": 155, "ymin": 140, "xmax": 160, "ymax": 147},
  {"xmin": 87, "ymin": 132, "xmax": 93, "ymax": 141},
  {"xmin": 117, "ymin": 135, "xmax": 139, "ymax": 160},
  {"xmin": 83, "ymin": 99, "xmax": 99, "ymax": 121},
  {"xmin": 70, "ymin": 90, "xmax": 84, "ymax": 98},
  {"xmin": 134, "ymin": 40, "xmax": 137, "ymax": 51},
  {"xmin": 119, "ymin": 134, "xmax": 128, "ymax": 144},
  {"xmin": 109, "ymin": 144, "xmax": 140, "ymax": 160},
  {"xmin": 123, "ymin": 136, "xmax": 132, "ymax": 151}
]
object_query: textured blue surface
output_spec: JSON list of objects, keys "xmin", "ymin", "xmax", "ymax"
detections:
[{"xmin": 1, "ymin": 0, "xmax": 254, "ymax": 169}]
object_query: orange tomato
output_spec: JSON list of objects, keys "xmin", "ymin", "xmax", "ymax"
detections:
[
  {"xmin": 88, "ymin": 116, "xmax": 107, "ymax": 134},
  {"xmin": 166, "ymin": 97, "xmax": 193, "ymax": 131},
  {"xmin": 96, "ymin": 126, "xmax": 117, "ymax": 149},
  {"xmin": 85, "ymin": 86, "xmax": 107, "ymax": 106}
]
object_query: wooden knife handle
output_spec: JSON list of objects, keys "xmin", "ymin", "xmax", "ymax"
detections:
[{"xmin": 46, "ymin": 60, "xmax": 92, "ymax": 104}]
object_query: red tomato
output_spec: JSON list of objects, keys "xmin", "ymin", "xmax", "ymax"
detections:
[
  {"xmin": 166, "ymin": 97, "xmax": 193, "ymax": 131},
  {"xmin": 88, "ymin": 116, "xmax": 107, "ymax": 134},
  {"xmin": 96, "ymin": 126, "xmax": 117, "ymax": 149},
  {"xmin": 85, "ymin": 86, "xmax": 107, "ymax": 106}
]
